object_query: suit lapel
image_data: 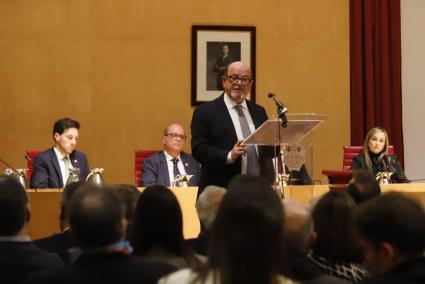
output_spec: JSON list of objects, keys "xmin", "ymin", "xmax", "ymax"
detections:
[
  {"xmin": 181, "ymin": 153, "xmax": 197, "ymax": 186},
  {"xmin": 69, "ymin": 151, "xmax": 78, "ymax": 168},
  {"xmin": 246, "ymin": 100, "xmax": 262, "ymax": 128},
  {"xmin": 180, "ymin": 153, "xmax": 191, "ymax": 173},
  {"xmin": 159, "ymin": 152, "xmax": 171, "ymax": 187},
  {"xmin": 49, "ymin": 148, "xmax": 63, "ymax": 188}
]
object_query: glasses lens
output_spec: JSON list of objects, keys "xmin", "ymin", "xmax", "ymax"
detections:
[
  {"xmin": 166, "ymin": 133, "xmax": 186, "ymax": 141},
  {"xmin": 228, "ymin": 76, "xmax": 250, "ymax": 85}
]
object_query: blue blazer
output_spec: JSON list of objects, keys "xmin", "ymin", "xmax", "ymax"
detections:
[
  {"xmin": 141, "ymin": 151, "xmax": 200, "ymax": 187},
  {"xmin": 30, "ymin": 148, "xmax": 90, "ymax": 189}
]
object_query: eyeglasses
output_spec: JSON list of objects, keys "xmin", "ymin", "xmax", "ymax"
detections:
[
  {"xmin": 224, "ymin": 76, "xmax": 253, "ymax": 86},
  {"xmin": 165, "ymin": 133, "xmax": 187, "ymax": 141}
]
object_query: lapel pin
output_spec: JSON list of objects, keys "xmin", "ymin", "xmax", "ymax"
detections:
[
  {"xmin": 73, "ymin": 160, "xmax": 78, "ymax": 163},
  {"xmin": 185, "ymin": 163, "xmax": 189, "ymax": 167}
]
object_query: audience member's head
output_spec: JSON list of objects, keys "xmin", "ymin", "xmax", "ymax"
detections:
[
  {"xmin": 111, "ymin": 184, "xmax": 141, "ymax": 222},
  {"xmin": 311, "ymin": 190, "xmax": 363, "ymax": 263},
  {"xmin": 348, "ymin": 170, "xmax": 381, "ymax": 204},
  {"xmin": 59, "ymin": 181, "xmax": 85, "ymax": 231},
  {"xmin": 52, "ymin": 117, "xmax": 80, "ymax": 155},
  {"xmin": 354, "ymin": 192, "xmax": 425, "ymax": 273},
  {"xmin": 196, "ymin": 185, "xmax": 226, "ymax": 230},
  {"xmin": 0, "ymin": 175, "xmax": 29, "ymax": 236},
  {"xmin": 162, "ymin": 124, "xmax": 187, "ymax": 158},
  {"xmin": 132, "ymin": 185, "xmax": 198, "ymax": 266},
  {"xmin": 68, "ymin": 185, "xmax": 125, "ymax": 248},
  {"xmin": 204, "ymin": 175, "xmax": 284, "ymax": 284},
  {"xmin": 283, "ymin": 200, "xmax": 314, "ymax": 253}
]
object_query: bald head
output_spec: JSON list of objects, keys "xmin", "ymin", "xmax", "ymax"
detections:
[
  {"xmin": 283, "ymin": 200, "xmax": 313, "ymax": 251},
  {"xmin": 226, "ymin": 61, "xmax": 252, "ymax": 77},
  {"xmin": 163, "ymin": 124, "xmax": 184, "ymax": 136}
]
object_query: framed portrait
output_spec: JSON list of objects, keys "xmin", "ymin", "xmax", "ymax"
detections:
[{"xmin": 191, "ymin": 25, "xmax": 256, "ymax": 106}]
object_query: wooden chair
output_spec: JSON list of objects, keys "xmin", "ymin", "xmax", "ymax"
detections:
[
  {"xmin": 134, "ymin": 150, "xmax": 158, "ymax": 186},
  {"xmin": 25, "ymin": 150, "xmax": 42, "ymax": 181}
]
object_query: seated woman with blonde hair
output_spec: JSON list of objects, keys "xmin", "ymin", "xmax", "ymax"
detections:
[{"xmin": 350, "ymin": 127, "xmax": 408, "ymax": 183}]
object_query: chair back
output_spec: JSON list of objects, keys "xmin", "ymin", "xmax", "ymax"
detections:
[
  {"xmin": 342, "ymin": 145, "xmax": 395, "ymax": 170},
  {"xmin": 135, "ymin": 150, "xmax": 158, "ymax": 186},
  {"xmin": 26, "ymin": 150, "xmax": 42, "ymax": 181},
  {"xmin": 322, "ymin": 145, "xmax": 395, "ymax": 185}
]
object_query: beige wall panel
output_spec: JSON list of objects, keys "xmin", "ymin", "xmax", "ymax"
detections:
[{"xmin": 0, "ymin": 0, "xmax": 349, "ymax": 184}]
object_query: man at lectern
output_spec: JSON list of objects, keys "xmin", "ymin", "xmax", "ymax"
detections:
[
  {"xmin": 191, "ymin": 61, "xmax": 276, "ymax": 194},
  {"xmin": 30, "ymin": 118, "xmax": 90, "ymax": 189}
]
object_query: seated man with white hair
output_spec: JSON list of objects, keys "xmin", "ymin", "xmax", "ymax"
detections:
[{"xmin": 186, "ymin": 185, "xmax": 226, "ymax": 256}]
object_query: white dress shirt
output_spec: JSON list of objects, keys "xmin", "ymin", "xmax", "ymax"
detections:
[
  {"xmin": 53, "ymin": 147, "xmax": 73, "ymax": 187},
  {"xmin": 223, "ymin": 93, "xmax": 257, "ymax": 175},
  {"xmin": 164, "ymin": 151, "xmax": 187, "ymax": 186}
]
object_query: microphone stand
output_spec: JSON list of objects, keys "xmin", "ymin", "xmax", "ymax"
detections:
[{"xmin": 268, "ymin": 93, "xmax": 289, "ymax": 198}]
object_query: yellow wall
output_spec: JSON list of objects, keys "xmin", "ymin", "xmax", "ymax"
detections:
[{"xmin": 0, "ymin": 0, "xmax": 350, "ymax": 184}]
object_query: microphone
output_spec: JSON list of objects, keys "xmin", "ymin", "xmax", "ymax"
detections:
[
  {"xmin": 268, "ymin": 93, "xmax": 288, "ymax": 127},
  {"xmin": 0, "ymin": 157, "xmax": 31, "ymax": 188},
  {"xmin": 379, "ymin": 153, "xmax": 392, "ymax": 171},
  {"xmin": 268, "ymin": 93, "xmax": 289, "ymax": 115},
  {"xmin": 25, "ymin": 155, "xmax": 60, "ymax": 189}
]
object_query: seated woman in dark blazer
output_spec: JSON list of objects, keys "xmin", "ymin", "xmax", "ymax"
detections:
[{"xmin": 350, "ymin": 127, "xmax": 408, "ymax": 183}]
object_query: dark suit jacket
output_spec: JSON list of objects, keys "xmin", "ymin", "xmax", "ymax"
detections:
[
  {"xmin": 28, "ymin": 253, "xmax": 176, "ymax": 284},
  {"xmin": 360, "ymin": 257, "xmax": 425, "ymax": 284},
  {"xmin": 0, "ymin": 241, "xmax": 63, "ymax": 284},
  {"xmin": 191, "ymin": 94, "xmax": 276, "ymax": 193},
  {"xmin": 351, "ymin": 154, "xmax": 408, "ymax": 183},
  {"xmin": 33, "ymin": 230, "xmax": 73, "ymax": 263},
  {"xmin": 186, "ymin": 231, "xmax": 209, "ymax": 256},
  {"xmin": 30, "ymin": 148, "xmax": 90, "ymax": 188},
  {"xmin": 141, "ymin": 151, "xmax": 200, "ymax": 187}
]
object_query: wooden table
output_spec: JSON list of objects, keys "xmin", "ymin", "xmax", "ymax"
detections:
[
  {"xmin": 27, "ymin": 187, "xmax": 200, "ymax": 240},
  {"xmin": 27, "ymin": 184, "xmax": 425, "ymax": 240}
]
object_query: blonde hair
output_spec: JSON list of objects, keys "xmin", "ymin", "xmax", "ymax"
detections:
[{"xmin": 362, "ymin": 127, "xmax": 389, "ymax": 170}]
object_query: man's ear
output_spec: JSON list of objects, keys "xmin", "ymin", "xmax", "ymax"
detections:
[
  {"xmin": 53, "ymin": 132, "xmax": 60, "ymax": 143},
  {"xmin": 25, "ymin": 206, "xmax": 31, "ymax": 224},
  {"xmin": 120, "ymin": 218, "xmax": 128, "ymax": 240},
  {"xmin": 380, "ymin": 242, "xmax": 396, "ymax": 261},
  {"xmin": 308, "ymin": 231, "xmax": 317, "ymax": 249}
]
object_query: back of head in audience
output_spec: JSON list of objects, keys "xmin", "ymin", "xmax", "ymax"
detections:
[
  {"xmin": 0, "ymin": 175, "xmax": 29, "ymax": 236},
  {"xmin": 283, "ymin": 199, "xmax": 313, "ymax": 253},
  {"xmin": 132, "ymin": 185, "xmax": 196, "ymax": 265},
  {"xmin": 204, "ymin": 175, "xmax": 284, "ymax": 284},
  {"xmin": 68, "ymin": 185, "xmax": 125, "ymax": 248},
  {"xmin": 312, "ymin": 190, "xmax": 363, "ymax": 263},
  {"xmin": 111, "ymin": 184, "xmax": 141, "ymax": 222},
  {"xmin": 354, "ymin": 192, "xmax": 425, "ymax": 273},
  {"xmin": 59, "ymin": 181, "xmax": 85, "ymax": 231},
  {"xmin": 196, "ymin": 185, "xmax": 226, "ymax": 230},
  {"xmin": 348, "ymin": 170, "xmax": 381, "ymax": 204}
]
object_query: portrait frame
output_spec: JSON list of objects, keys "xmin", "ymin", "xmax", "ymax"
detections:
[{"xmin": 191, "ymin": 25, "xmax": 256, "ymax": 106}]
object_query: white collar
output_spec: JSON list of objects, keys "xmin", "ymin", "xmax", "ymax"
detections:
[
  {"xmin": 164, "ymin": 150, "xmax": 181, "ymax": 161},
  {"xmin": 0, "ymin": 236, "xmax": 31, "ymax": 242},
  {"xmin": 53, "ymin": 146, "xmax": 68, "ymax": 160},
  {"xmin": 223, "ymin": 93, "xmax": 248, "ymax": 111}
]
